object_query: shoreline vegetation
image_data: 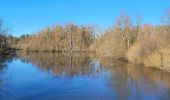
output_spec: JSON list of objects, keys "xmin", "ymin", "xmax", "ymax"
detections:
[{"xmin": 1, "ymin": 9, "xmax": 170, "ymax": 72}]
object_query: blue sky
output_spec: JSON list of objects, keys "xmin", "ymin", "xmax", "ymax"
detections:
[{"xmin": 0, "ymin": 0, "xmax": 169, "ymax": 36}]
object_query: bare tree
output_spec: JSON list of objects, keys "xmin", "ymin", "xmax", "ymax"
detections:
[
  {"xmin": 114, "ymin": 12, "xmax": 133, "ymax": 50},
  {"xmin": 0, "ymin": 19, "xmax": 7, "ymax": 52}
]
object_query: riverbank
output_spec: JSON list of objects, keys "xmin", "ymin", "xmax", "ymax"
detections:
[
  {"xmin": 0, "ymin": 48, "xmax": 16, "ymax": 57},
  {"xmin": 15, "ymin": 48, "xmax": 170, "ymax": 73}
]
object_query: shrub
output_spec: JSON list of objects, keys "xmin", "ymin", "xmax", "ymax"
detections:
[{"xmin": 144, "ymin": 48, "xmax": 170, "ymax": 72}]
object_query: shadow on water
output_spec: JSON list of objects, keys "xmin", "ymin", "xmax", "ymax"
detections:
[{"xmin": 1, "ymin": 51, "xmax": 170, "ymax": 100}]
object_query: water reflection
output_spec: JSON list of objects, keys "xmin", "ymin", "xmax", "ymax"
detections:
[
  {"xmin": 100, "ymin": 59, "xmax": 170, "ymax": 100},
  {"xmin": 17, "ymin": 52, "xmax": 103, "ymax": 78},
  {"xmin": 0, "ymin": 54, "xmax": 16, "ymax": 100},
  {"xmin": 0, "ymin": 52, "xmax": 170, "ymax": 100}
]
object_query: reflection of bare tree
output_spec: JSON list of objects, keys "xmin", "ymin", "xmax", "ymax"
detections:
[
  {"xmin": 99, "ymin": 58, "xmax": 170, "ymax": 99},
  {"xmin": 143, "ymin": 67, "xmax": 170, "ymax": 90},
  {"xmin": 0, "ymin": 54, "xmax": 15, "ymax": 99},
  {"xmin": 17, "ymin": 51, "xmax": 104, "ymax": 78},
  {"xmin": 99, "ymin": 59, "xmax": 131, "ymax": 100}
]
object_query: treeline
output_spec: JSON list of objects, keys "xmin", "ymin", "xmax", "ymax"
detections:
[{"xmin": 17, "ymin": 24, "xmax": 95, "ymax": 52}]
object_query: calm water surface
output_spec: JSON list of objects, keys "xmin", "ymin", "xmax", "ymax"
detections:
[{"xmin": 0, "ymin": 52, "xmax": 170, "ymax": 100}]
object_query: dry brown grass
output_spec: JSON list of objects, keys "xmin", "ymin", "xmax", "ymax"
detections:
[
  {"xmin": 144, "ymin": 48, "xmax": 170, "ymax": 72},
  {"xmin": 127, "ymin": 43, "xmax": 143, "ymax": 63}
]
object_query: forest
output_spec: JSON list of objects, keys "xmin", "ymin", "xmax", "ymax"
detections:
[{"xmin": 1, "ymin": 8, "xmax": 170, "ymax": 72}]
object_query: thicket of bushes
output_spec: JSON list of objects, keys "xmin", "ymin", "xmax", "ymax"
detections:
[
  {"xmin": 90, "ymin": 13, "xmax": 139, "ymax": 58},
  {"xmin": 127, "ymin": 25, "xmax": 170, "ymax": 72},
  {"xmin": 90, "ymin": 9, "xmax": 170, "ymax": 72}
]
